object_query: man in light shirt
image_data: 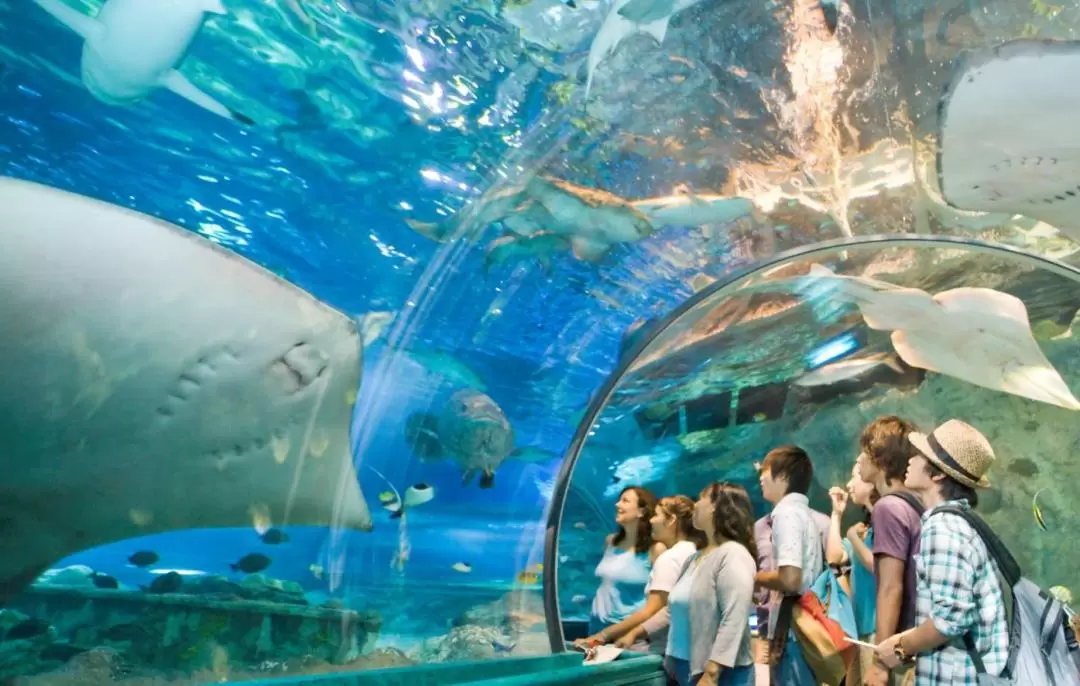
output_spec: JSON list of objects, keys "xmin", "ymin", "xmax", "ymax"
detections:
[{"xmin": 754, "ymin": 445, "xmax": 823, "ymax": 685}]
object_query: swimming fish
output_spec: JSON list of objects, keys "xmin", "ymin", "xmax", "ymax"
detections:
[
  {"xmin": 452, "ymin": 562, "xmax": 472, "ymax": 574},
  {"xmin": 230, "ymin": 553, "xmax": 272, "ymax": 574},
  {"xmin": 407, "ymin": 389, "xmax": 550, "ymax": 489},
  {"xmin": 260, "ymin": 528, "xmax": 290, "ymax": 545},
  {"xmin": 145, "ymin": 571, "xmax": 183, "ymax": 594},
  {"xmin": 31, "ymin": 0, "xmax": 254, "ymax": 124},
  {"xmin": 382, "ymin": 483, "xmax": 436, "ymax": 519},
  {"xmin": 1033, "ymin": 488, "xmax": 1049, "ymax": 532},
  {"xmin": 0, "ymin": 177, "xmax": 372, "ymax": 606},
  {"xmin": 92, "ymin": 573, "xmax": 119, "ymax": 589},
  {"xmin": 517, "ymin": 571, "xmax": 541, "ymax": 585},
  {"xmin": 128, "ymin": 551, "xmax": 160, "ymax": 568},
  {"xmin": 794, "ymin": 353, "xmax": 906, "ymax": 388},
  {"xmin": 309, "ymin": 563, "xmax": 324, "ymax": 580}
]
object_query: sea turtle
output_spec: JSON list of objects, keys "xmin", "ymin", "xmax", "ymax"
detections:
[{"xmin": 405, "ymin": 389, "xmax": 554, "ymax": 488}]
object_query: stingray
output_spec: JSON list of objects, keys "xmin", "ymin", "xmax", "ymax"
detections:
[
  {"xmin": 0, "ymin": 177, "xmax": 372, "ymax": 604},
  {"xmin": 809, "ymin": 265, "xmax": 1080, "ymax": 411},
  {"xmin": 937, "ymin": 39, "xmax": 1080, "ymax": 242},
  {"xmin": 585, "ymin": 0, "xmax": 706, "ymax": 99}
]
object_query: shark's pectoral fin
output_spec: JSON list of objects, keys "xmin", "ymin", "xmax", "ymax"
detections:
[
  {"xmin": 1, "ymin": 564, "xmax": 50, "ymax": 607},
  {"xmin": 33, "ymin": 0, "xmax": 103, "ymax": 41},
  {"xmin": 571, "ymin": 237, "xmax": 611, "ymax": 262},
  {"xmin": 160, "ymin": 70, "xmax": 253, "ymax": 125}
]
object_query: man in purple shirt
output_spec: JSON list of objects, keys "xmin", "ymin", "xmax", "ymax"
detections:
[{"xmin": 856, "ymin": 415, "xmax": 923, "ymax": 686}]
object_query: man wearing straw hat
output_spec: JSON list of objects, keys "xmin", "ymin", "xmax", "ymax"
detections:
[{"xmin": 872, "ymin": 419, "xmax": 1008, "ymax": 685}]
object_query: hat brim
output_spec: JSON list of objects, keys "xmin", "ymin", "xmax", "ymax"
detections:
[{"xmin": 910, "ymin": 432, "xmax": 991, "ymax": 489}]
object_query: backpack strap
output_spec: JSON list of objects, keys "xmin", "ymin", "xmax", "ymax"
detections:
[
  {"xmin": 934, "ymin": 505, "xmax": 1021, "ymax": 585},
  {"xmin": 887, "ymin": 490, "xmax": 926, "ymax": 517},
  {"xmin": 933, "ymin": 504, "xmax": 1022, "ymax": 676}
]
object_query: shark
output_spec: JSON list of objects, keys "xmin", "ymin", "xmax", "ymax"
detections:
[
  {"xmin": 32, "ymin": 0, "xmax": 253, "ymax": 124},
  {"xmin": 0, "ymin": 177, "xmax": 371, "ymax": 604}
]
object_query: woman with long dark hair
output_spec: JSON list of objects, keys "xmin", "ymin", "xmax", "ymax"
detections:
[
  {"xmin": 664, "ymin": 482, "xmax": 757, "ymax": 686},
  {"xmin": 574, "ymin": 486, "xmax": 665, "ymax": 646},
  {"xmin": 581, "ymin": 495, "xmax": 707, "ymax": 651}
]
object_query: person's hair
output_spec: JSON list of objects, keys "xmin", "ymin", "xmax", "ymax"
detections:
[
  {"xmin": 762, "ymin": 444, "xmax": 813, "ymax": 495},
  {"xmin": 926, "ymin": 461, "xmax": 979, "ymax": 508},
  {"xmin": 704, "ymin": 482, "xmax": 758, "ymax": 562},
  {"xmin": 657, "ymin": 495, "xmax": 708, "ymax": 549},
  {"xmin": 860, "ymin": 415, "xmax": 917, "ymax": 483},
  {"xmin": 612, "ymin": 486, "xmax": 657, "ymax": 553}
]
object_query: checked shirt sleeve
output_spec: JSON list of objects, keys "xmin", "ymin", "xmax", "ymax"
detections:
[{"xmin": 921, "ymin": 514, "xmax": 978, "ymax": 638}]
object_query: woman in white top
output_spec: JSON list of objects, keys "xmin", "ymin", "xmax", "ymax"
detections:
[
  {"xmin": 574, "ymin": 486, "xmax": 664, "ymax": 646},
  {"xmin": 665, "ymin": 482, "xmax": 758, "ymax": 686},
  {"xmin": 577, "ymin": 494, "xmax": 703, "ymax": 650}
]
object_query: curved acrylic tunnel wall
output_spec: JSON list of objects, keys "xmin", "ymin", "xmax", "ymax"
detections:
[
  {"xmin": 5, "ymin": 0, "xmax": 1080, "ymax": 683},
  {"xmin": 544, "ymin": 235, "xmax": 1080, "ymax": 649}
]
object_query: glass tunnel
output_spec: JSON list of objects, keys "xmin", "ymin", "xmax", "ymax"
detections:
[{"xmin": 3, "ymin": 0, "xmax": 1080, "ymax": 684}]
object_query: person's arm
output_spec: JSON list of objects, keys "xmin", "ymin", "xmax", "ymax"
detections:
[
  {"xmin": 826, "ymin": 488, "xmax": 849, "ymax": 566},
  {"xmin": 704, "ymin": 549, "xmax": 756, "ymax": 682},
  {"xmin": 755, "ymin": 509, "xmax": 803, "ymax": 593},
  {"xmin": 876, "ymin": 516, "xmax": 976, "ymax": 667},
  {"xmin": 587, "ymin": 591, "xmax": 668, "ymax": 643}
]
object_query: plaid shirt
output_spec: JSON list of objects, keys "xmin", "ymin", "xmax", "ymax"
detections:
[{"xmin": 913, "ymin": 500, "xmax": 1009, "ymax": 685}]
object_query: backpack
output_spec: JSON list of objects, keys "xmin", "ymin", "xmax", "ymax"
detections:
[{"xmin": 934, "ymin": 505, "xmax": 1080, "ymax": 686}]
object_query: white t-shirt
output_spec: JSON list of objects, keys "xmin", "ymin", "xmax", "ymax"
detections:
[
  {"xmin": 767, "ymin": 493, "xmax": 824, "ymax": 638},
  {"xmin": 646, "ymin": 540, "xmax": 698, "ymax": 594}
]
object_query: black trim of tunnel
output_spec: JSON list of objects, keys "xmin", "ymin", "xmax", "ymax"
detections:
[{"xmin": 541, "ymin": 233, "xmax": 1080, "ymax": 652}]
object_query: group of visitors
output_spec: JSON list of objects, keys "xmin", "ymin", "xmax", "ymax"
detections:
[{"xmin": 572, "ymin": 416, "xmax": 1017, "ymax": 686}]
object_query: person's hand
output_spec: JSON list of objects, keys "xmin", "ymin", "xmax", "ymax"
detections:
[
  {"xmin": 614, "ymin": 629, "xmax": 639, "ymax": 649},
  {"xmin": 829, "ymin": 486, "xmax": 849, "ymax": 515},
  {"xmin": 698, "ymin": 662, "xmax": 721, "ymax": 686},
  {"xmin": 574, "ymin": 633, "xmax": 606, "ymax": 649},
  {"xmin": 847, "ymin": 522, "xmax": 868, "ymax": 542},
  {"xmin": 864, "ymin": 661, "xmax": 890, "ymax": 686},
  {"xmin": 874, "ymin": 633, "xmax": 903, "ymax": 670}
]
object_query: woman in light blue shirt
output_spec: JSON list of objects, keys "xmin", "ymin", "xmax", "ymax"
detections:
[
  {"xmin": 826, "ymin": 464, "xmax": 878, "ymax": 684},
  {"xmin": 574, "ymin": 486, "xmax": 664, "ymax": 645}
]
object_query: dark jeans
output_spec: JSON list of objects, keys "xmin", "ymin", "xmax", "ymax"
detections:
[{"xmin": 667, "ymin": 657, "xmax": 755, "ymax": 686}]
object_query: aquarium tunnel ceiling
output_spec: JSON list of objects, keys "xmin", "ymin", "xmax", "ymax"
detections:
[{"xmin": 5, "ymin": 0, "xmax": 1080, "ymax": 678}]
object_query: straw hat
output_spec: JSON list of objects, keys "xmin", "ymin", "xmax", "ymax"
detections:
[{"xmin": 909, "ymin": 419, "xmax": 994, "ymax": 489}]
